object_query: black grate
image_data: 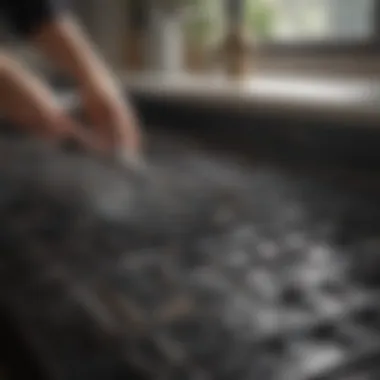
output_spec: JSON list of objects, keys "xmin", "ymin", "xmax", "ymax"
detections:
[{"xmin": 0, "ymin": 134, "xmax": 380, "ymax": 379}]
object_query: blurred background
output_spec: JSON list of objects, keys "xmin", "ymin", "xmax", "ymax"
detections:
[
  {"xmin": 88, "ymin": 0, "xmax": 378, "ymax": 76},
  {"xmin": 2, "ymin": 0, "xmax": 379, "ymax": 78}
]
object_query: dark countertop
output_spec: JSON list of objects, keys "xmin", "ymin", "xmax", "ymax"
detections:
[{"xmin": 120, "ymin": 72, "xmax": 380, "ymax": 127}]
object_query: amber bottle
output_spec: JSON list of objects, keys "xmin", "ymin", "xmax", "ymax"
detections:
[
  {"xmin": 223, "ymin": 24, "xmax": 251, "ymax": 78},
  {"xmin": 223, "ymin": 0, "xmax": 251, "ymax": 79}
]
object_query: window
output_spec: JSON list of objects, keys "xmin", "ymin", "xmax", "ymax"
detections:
[
  {"xmin": 185, "ymin": 0, "xmax": 379, "ymax": 49},
  {"xmin": 245, "ymin": 0, "xmax": 376, "ymax": 43}
]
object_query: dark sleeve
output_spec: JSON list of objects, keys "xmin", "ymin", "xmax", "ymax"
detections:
[{"xmin": 0, "ymin": 0, "xmax": 69, "ymax": 37}]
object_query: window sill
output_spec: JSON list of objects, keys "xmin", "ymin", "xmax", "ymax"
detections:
[
  {"xmin": 120, "ymin": 71, "xmax": 380, "ymax": 127},
  {"xmin": 255, "ymin": 54, "xmax": 380, "ymax": 76}
]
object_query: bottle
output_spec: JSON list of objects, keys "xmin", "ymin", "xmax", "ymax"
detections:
[
  {"xmin": 223, "ymin": 0, "xmax": 250, "ymax": 79},
  {"xmin": 223, "ymin": 25, "xmax": 250, "ymax": 78},
  {"xmin": 125, "ymin": 1, "xmax": 146, "ymax": 72}
]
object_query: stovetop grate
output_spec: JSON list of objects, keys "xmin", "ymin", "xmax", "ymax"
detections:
[{"xmin": 0, "ymin": 136, "xmax": 380, "ymax": 379}]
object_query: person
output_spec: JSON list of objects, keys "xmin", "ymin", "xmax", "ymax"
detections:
[{"xmin": 0, "ymin": 0, "xmax": 141, "ymax": 154}]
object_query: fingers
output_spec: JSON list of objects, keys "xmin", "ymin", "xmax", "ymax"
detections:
[
  {"xmin": 0, "ymin": 54, "xmax": 71, "ymax": 140},
  {"xmin": 53, "ymin": 113, "xmax": 106, "ymax": 153},
  {"xmin": 0, "ymin": 52, "xmax": 116, "ymax": 154},
  {"xmin": 112, "ymin": 107, "xmax": 141, "ymax": 154},
  {"xmin": 86, "ymin": 105, "xmax": 142, "ymax": 155}
]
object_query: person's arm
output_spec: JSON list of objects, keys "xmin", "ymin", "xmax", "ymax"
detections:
[
  {"xmin": 0, "ymin": 0, "xmax": 101, "ymax": 87},
  {"xmin": 0, "ymin": 0, "xmax": 141, "ymax": 152},
  {"xmin": 31, "ymin": 12, "xmax": 141, "ymax": 152},
  {"xmin": 0, "ymin": 0, "xmax": 114, "ymax": 90},
  {"xmin": 32, "ymin": 14, "xmax": 114, "ymax": 91},
  {"xmin": 0, "ymin": 1, "xmax": 102, "ymax": 149},
  {"xmin": 0, "ymin": 53, "xmax": 85, "ymax": 143}
]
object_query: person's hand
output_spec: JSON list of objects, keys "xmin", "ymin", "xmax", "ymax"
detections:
[
  {"xmin": 31, "ymin": 15, "xmax": 142, "ymax": 155},
  {"xmin": 80, "ymin": 76, "xmax": 141, "ymax": 155},
  {"xmin": 0, "ymin": 54, "xmax": 102, "ymax": 151},
  {"xmin": 0, "ymin": 57, "xmax": 67, "ymax": 140}
]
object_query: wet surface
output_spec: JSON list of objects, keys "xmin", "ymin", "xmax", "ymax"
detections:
[{"xmin": 0, "ymin": 133, "xmax": 380, "ymax": 379}]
